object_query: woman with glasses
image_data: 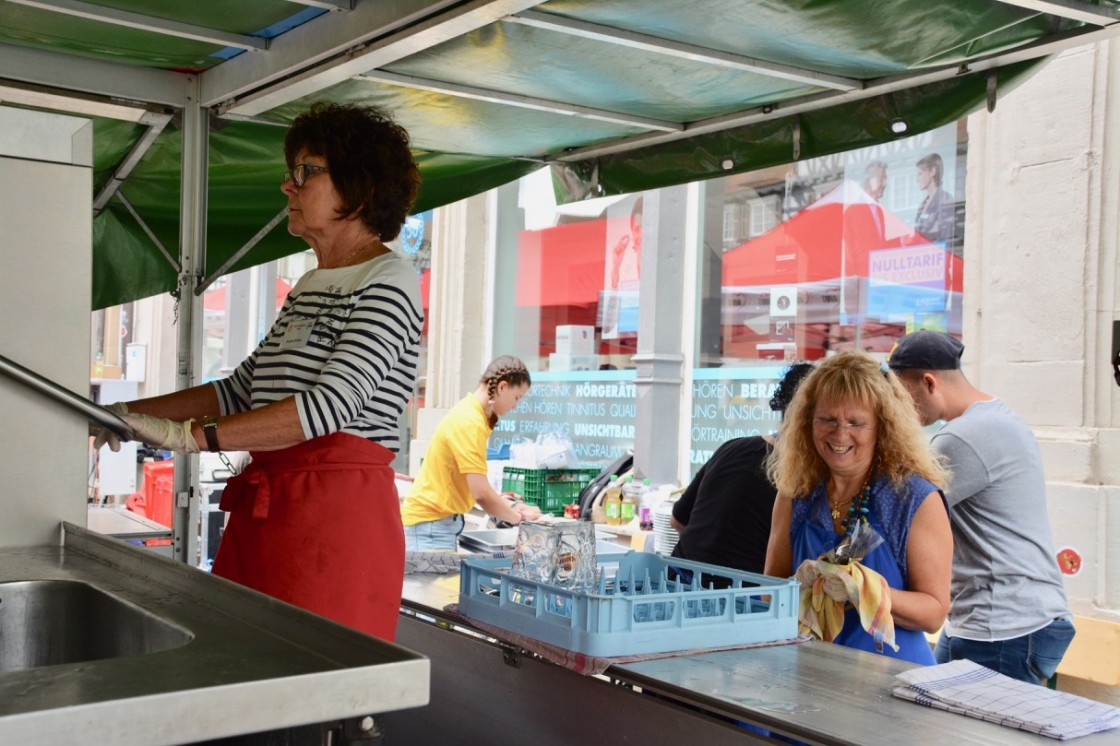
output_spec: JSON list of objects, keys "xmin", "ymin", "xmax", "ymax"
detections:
[
  {"xmin": 94, "ymin": 102, "xmax": 422, "ymax": 642},
  {"xmin": 764, "ymin": 351, "xmax": 952, "ymax": 664}
]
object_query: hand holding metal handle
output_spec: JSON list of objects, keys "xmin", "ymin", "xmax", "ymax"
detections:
[{"xmin": 0, "ymin": 353, "xmax": 133, "ymax": 442}]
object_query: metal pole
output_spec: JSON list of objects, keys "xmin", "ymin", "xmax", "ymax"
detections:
[{"xmin": 172, "ymin": 76, "xmax": 208, "ymax": 565}]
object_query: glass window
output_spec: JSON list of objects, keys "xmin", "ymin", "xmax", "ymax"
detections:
[
  {"xmin": 690, "ymin": 122, "xmax": 967, "ymax": 476},
  {"xmin": 489, "ymin": 169, "xmax": 640, "ymax": 467}
]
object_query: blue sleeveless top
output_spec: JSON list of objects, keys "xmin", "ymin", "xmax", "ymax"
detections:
[{"xmin": 790, "ymin": 473, "xmax": 943, "ymax": 665}]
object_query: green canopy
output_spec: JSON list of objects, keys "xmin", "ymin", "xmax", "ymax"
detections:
[{"xmin": 2, "ymin": 0, "xmax": 1118, "ymax": 308}]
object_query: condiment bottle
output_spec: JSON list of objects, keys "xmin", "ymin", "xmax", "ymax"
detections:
[
  {"xmin": 620, "ymin": 475, "xmax": 640, "ymax": 524},
  {"xmin": 603, "ymin": 475, "xmax": 623, "ymax": 526}
]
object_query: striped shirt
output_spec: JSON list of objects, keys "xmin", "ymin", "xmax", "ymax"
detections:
[{"xmin": 213, "ymin": 251, "xmax": 423, "ymax": 452}]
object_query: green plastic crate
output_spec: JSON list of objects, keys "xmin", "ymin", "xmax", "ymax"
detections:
[{"xmin": 501, "ymin": 467, "xmax": 600, "ymax": 516}]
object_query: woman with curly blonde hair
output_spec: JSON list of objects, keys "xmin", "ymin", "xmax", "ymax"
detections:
[{"xmin": 764, "ymin": 351, "xmax": 952, "ymax": 664}]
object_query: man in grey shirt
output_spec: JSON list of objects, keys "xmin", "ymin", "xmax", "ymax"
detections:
[{"xmin": 889, "ymin": 330, "xmax": 1074, "ymax": 684}]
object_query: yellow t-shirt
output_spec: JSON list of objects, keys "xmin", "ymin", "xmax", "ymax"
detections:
[{"xmin": 400, "ymin": 394, "xmax": 491, "ymax": 526}]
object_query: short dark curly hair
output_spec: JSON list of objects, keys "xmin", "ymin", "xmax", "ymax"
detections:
[
  {"xmin": 284, "ymin": 102, "xmax": 420, "ymax": 241},
  {"xmin": 768, "ymin": 361, "xmax": 815, "ymax": 415}
]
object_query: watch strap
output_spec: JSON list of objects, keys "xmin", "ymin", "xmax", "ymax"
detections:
[{"xmin": 201, "ymin": 415, "xmax": 221, "ymax": 452}]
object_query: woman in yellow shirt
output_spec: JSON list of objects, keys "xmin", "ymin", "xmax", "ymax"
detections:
[{"xmin": 401, "ymin": 356, "xmax": 541, "ymax": 550}]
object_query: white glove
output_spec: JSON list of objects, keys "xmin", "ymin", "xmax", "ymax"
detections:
[
  {"xmin": 123, "ymin": 413, "xmax": 200, "ymax": 454},
  {"xmin": 93, "ymin": 401, "xmax": 130, "ymax": 453}
]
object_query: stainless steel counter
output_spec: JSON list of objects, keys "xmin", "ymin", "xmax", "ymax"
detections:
[
  {"xmin": 87, "ymin": 504, "xmax": 171, "ymax": 539},
  {"xmin": 0, "ymin": 523, "xmax": 429, "ymax": 745},
  {"xmin": 397, "ymin": 568, "xmax": 1114, "ymax": 746}
]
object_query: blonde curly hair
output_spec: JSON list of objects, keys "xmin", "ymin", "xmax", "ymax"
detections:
[{"xmin": 766, "ymin": 350, "xmax": 949, "ymax": 497}]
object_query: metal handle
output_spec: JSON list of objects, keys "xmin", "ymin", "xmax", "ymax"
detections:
[{"xmin": 0, "ymin": 353, "xmax": 133, "ymax": 442}]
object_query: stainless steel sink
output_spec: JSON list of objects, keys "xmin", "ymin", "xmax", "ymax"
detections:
[
  {"xmin": 0, "ymin": 524, "xmax": 429, "ymax": 745},
  {"xmin": 0, "ymin": 579, "xmax": 193, "ymax": 673}
]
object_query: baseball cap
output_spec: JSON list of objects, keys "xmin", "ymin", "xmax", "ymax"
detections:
[{"xmin": 888, "ymin": 330, "xmax": 964, "ymax": 371}]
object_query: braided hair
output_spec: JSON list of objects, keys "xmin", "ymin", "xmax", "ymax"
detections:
[{"xmin": 480, "ymin": 355, "xmax": 531, "ymax": 428}]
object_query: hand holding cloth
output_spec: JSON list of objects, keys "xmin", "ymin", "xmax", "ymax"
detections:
[{"xmin": 796, "ymin": 558, "xmax": 899, "ymax": 653}]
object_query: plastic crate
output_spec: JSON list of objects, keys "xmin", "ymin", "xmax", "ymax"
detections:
[
  {"xmin": 458, "ymin": 551, "xmax": 799, "ymax": 657},
  {"xmin": 501, "ymin": 467, "xmax": 600, "ymax": 516}
]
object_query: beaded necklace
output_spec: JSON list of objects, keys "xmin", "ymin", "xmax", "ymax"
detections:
[{"xmin": 828, "ymin": 474, "xmax": 873, "ymax": 535}]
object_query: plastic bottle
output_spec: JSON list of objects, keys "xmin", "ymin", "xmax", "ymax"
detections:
[
  {"xmin": 620, "ymin": 475, "xmax": 640, "ymax": 525},
  {"xmin": 603, "ymin": 475, "xmax": 623, "ymax": 526},
  {"xmin": 638, "ymin": 478, "xmax": 654, "ymax": 531}
]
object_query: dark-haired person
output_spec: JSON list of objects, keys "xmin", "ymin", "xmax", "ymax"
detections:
[
  {"xmin": 913, "ymin": 152, "xmax": 956, "ymax": 245},
  {"xmin": 670, "ymin": 363, "xmax": 814, "ymax": 575},
  {"xmin": 890, "ymin": 330, "xmax": 1074, "ymax": 684},
  {"xmin": 94, "ymin": 102, "xmax": 423, "ymax": 642},
  {"xmin": 400, "ymin": 356, "xmax": 541, "ymax": 550}
]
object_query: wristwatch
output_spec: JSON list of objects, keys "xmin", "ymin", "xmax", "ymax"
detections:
[{"xmin": 200, "ymin": 415, "xmax": 220, "ymax": 452}]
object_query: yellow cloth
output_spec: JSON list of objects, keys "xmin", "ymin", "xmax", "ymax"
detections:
[
  {"xmin": 795, "ymin": 558, "xmax": 899, "ymax": 652},
  {"xmin": 400, "ymin": 394, "xmax": 490, "ymax": 525}
]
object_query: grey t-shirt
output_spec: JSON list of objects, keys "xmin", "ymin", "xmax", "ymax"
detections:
[{"xmin": 931, "ymin": 398, "xmax": 1069, "ymax": 641}]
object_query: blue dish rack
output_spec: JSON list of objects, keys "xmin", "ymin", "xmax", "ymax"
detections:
[{"xmin": 458, "ymin": 551, "xmax": 799, "ymax": 657}]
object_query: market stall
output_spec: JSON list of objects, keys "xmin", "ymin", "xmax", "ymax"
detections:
[{"xmin": 388, "ymin": 567, "xmax": 1117, "ymax": 746}]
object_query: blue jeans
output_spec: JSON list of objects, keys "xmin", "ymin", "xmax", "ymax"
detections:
[
  {"xmin": 935, "ymin": 617, "xmax": 1076, "ymax": 685},
  {"xmin": 403, "ymin": 514, "xmax": 464, "ymax": 551}
]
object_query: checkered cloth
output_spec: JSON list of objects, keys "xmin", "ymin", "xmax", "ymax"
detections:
[{"xmin": 892, "ymin": 659, "xmax": 1120, "ymax": 740}]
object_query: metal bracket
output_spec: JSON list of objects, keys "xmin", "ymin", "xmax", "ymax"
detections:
[{"xmin": 499, "ymin": 643, "xmax": 521, "ymax": 668}]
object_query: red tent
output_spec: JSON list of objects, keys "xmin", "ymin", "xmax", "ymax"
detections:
[{"xmin": 721, "ymin": 180, "xmax": 962, "ymax": 292}]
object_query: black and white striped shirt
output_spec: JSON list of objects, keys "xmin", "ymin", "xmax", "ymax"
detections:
[{"xmin": 213, "ymin": 251, "xmax": 423, "ymax": 453}]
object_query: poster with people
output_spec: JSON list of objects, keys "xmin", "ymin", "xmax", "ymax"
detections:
[{"xmin": 601, "ymin": 195, "xmax": 642, "ymax": 339}]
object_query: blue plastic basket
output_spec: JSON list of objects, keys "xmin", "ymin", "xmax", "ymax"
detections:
[{"xmin": 458, "ymin": 551, "xmax": 799, "ymax": 657}]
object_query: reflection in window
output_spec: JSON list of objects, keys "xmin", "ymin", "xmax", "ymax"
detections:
[{"xmin": 690, "ymin": 122, "xmax": 967, "ymax": 476}]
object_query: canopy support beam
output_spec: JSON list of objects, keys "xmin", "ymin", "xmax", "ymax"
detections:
[
  {"xmin": 116, "ymin": 192, "xmax": 180, "ymax": 274},
  {"xmin": 353, "ymin": 70, "xmax": 683, "ymax": 132},
  {"xmin": 7, "ymin": 0, "xmax": 268, "ymax": 52},
  {"xmin": 198, "ymin": 208, "xmax": 290, "ymax": 295},
  {"xmin": 214, "ymin": 0, "xmax": 546, "ymax": 116},
  {"xmin": 996, "ymin": 0, "xmax": 1120, "ymax": 26},
  {"xmin": 286, "ymin": 0, "xmax": 353, "ymax": 11},
  {"xmin": 506, "ymin": 9, "xmax": 860, "ymax": 91},
  {"xmin": 0, "ymin": 44, "xmax": 186, "ymax": 108},
  {"xmin": 552, "ymin": 21, "xmax": 1120, "ymax": 163},
  {"xmin": 93, "ymin": 112, "xmax": 173, "ymax": 215}
]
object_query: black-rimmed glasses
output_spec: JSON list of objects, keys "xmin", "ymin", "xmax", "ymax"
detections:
[{"xmin": 282, "ymin": 163, "xmax": 329, "ymax": 187}]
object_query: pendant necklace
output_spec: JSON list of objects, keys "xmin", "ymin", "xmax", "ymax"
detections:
[{"xmin": 335, "ymin": 234, "xmax": 380, "ymax": 267}]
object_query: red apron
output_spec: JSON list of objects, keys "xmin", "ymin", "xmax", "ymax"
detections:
[{"xmin": 212, "ymin": 432, "xmax": 404, "ymax": 641}]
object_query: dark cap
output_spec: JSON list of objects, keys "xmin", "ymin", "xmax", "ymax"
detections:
[{"xmin": 888, "ymin": 330, "xmax": 964, "ymax": 371}]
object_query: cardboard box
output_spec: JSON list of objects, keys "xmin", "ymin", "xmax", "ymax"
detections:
[
  {"xmin": 555, "ymin": 325, "xmax": 595, "ymax": 355},
  {"xmin": 91, "ymin": 363, "xmax": 123, "ymax": 380}
]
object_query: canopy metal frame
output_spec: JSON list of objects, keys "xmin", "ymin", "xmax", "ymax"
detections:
[{"xmin": 3, "ymin": 0, "xmax": 1120, "ymax": 563}]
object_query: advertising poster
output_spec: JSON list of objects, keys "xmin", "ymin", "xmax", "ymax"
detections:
[
  {"xmin": 601, "ymin": 195, "xmax": 643, "ymax": 339},
  {"xmin": 487, "ymin": 367, "xmax": 789, "ymax": 477}
]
